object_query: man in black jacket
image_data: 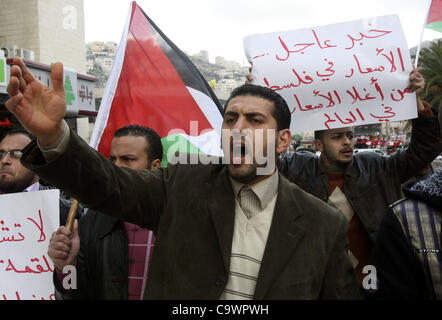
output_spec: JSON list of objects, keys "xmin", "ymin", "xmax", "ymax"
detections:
[{"xmin": 47, "ymin": 125, "xmax": 163, "ymax": 300}]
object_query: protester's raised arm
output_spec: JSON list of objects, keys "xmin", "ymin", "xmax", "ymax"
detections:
[
  {"xmin": 5, "ymin": 57, "xmax": 66, "ymax": 146},
  {"xmin": 245, "ymin": 66, "xmax": 253, "ymax": 84},
  {"xmin": 407, "ymin": 67, "xmax": 434, "ymax": 117},
  {"xmin": 384, "ymin": 68, "xmax": 441, "ymax": 182},
  {"xmin": 21, "ymin": 128, "xmax": 167, "ymax": 231}
]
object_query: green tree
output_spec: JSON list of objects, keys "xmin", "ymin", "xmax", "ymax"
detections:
[
  {"xmin": 417, "ymin": 39, "xmax": 442, "ymax": 112},
  {"xmin": 292, "ymin": 133, "xmax": 302, "ymax": 142},
  {"xmin": 291, "ymin": 133, "xmax": 302, "ymax": 150}
]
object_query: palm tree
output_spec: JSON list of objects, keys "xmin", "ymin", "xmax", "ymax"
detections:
[{"xmin": 417, "ymin": 39, "xmax": 442, "ymax": 112}]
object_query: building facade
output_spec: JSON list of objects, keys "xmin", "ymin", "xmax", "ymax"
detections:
[{"xmin": 0, "ymin": 0, "xmax": 86, "ymax": 73}]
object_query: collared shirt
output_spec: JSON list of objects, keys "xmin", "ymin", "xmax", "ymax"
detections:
[
  {"xmin": 24, "ymin": 181, "xmax": 40, "ymax": 192},
  {"xmin": 221, "ymin": 171, "xmax": 279, "ymax": 300},
  {"xmin": 229, "ymin": 170, "xmax": 279, "ymax": 218},
  {"xmin": 124, "ymin": 222, "xmax": 155, "ymax": 300}
]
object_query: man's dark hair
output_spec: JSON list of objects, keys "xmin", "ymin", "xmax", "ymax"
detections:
[
  {"xmin": 0, "ymin": 128, "xmax": 35, "ymax": 144},
  {"xmin": 315, "ymin": 128, "xmax": 355, "ymax": 141},
  {"xmin": 113, "ymin": 125, "xmax": 163, "ymax": 162},
  {"xmin": 314, "ymin": 130, "xmax": 326, "ymax": 141},
  {"xmin": 224, "ymin": 84, "xmax": 291, "ymax": 131}
]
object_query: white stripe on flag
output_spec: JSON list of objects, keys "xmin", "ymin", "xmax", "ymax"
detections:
[
  {"xmin": 181, "ymin": 86, "xmax": 223, "ymax": 157},
  {"xmin": 186, "ymin": 86, "xmax": 223, "ymax": 136},
  {"xmin": 89, "ymin": 4, "xmax": 133, "ymax": 150},
  {"xmin": 178, "ymin": 131, "xmax": 223, "ymax": 157}
]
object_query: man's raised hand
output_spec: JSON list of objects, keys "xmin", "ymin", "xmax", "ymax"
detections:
[
  {"xmin": 407, "ymin": 67, "xmax": 426, "ymax": 113},
  {"xmin": 5, "ymin": 57, "xmax": 67, "ymax": 146}
]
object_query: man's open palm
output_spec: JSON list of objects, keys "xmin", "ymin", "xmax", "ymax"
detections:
[{"xmin": 5, "ymin": 57, "xmax": 66, "ymax": 145}]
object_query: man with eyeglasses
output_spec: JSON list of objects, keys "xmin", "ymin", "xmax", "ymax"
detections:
[
  {"xmin": 0, "ymin": 129, "xmax": 38, "ymax": 193},
  {"xmin": 0, "ymin": 128, "xmax": 81, "ymax": 224}
]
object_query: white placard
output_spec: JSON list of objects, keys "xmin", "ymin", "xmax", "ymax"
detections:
[
  {"xmin": 244, "ymin": 15, "xmax": 417, "ymax": 132},
  {"xmin": 0, "ymin": 190, "xmax": 60, "ymax": 300}
]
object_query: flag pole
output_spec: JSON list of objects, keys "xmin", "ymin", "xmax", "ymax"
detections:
[
  {"xmin": 65, "ymin": 4, "xmax": 134, "ymax": 233},
  {"xmin": 65, "ymin": 198, "xmax": 79, "ymax": 231},
  {"xmin": 415, "ymin": 0, "xmax": 433, "ymax": 67}
]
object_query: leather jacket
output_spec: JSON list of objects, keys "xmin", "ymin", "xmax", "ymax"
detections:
[
  {"xmin": 53, "ymin": 210, "xmax": 129, "ymax": 300},
  {"xmin": 278, "ymin": 115, "xmax": 441, "ymax": 241}
]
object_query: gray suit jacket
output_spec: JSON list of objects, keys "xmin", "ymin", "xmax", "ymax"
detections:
[{"xmin": 21, "ymin": 129, "xmax": 360, "ymax": 299}]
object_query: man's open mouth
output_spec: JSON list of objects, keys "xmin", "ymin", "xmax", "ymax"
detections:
[
  {"xmin": 340, "ymin": 149, "xmax": 353, "ymax": 156},
  {"xmin": 231, "ymin": 142, "xmax": 247, "ymax": 164}
]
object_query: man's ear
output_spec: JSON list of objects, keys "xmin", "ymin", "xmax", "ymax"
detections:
[
  {"xmin": 276, "ymin": 129, "xmax": 291, "ymax": 155},
  {"xmin": 150, "ymin": 159, "xmax": 162, "ymax": 170},
  {"xmin": 314, "ymin": 139, "xmax": 323, "ymax": 152}
]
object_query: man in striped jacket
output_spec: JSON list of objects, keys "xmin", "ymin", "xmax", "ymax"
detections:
[{"xmin": 370, "ymin": 166, "xmax": 442, "ymax": 299}]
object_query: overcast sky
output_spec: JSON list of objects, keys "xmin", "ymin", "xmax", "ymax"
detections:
[{"xmin": 84, "ymin": 0, "xmax": 440, "ymax": 65}]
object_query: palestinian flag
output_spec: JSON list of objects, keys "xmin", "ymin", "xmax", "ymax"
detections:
[
  {"xmin": 89, "ymin": 1, "xmax": 223, "ymax": 166},
  {"xmin": 426, "ymin": 0, "xmax": 442, "ymax": 32}
]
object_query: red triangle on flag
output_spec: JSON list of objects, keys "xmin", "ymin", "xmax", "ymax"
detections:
[
  {"xmin": 94, "ymin": 2, "xmax": 222, "ymax": 157},
  {"xmin": 428, "ymin": 0, "xmax": 442, "ymax": 25}
]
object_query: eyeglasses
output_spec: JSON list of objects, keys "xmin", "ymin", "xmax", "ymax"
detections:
[{"xmin": 0, "ymin": 150, "xmax": 24, "ymax": 160}]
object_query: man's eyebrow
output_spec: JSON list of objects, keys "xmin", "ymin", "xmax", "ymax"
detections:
[
  {"xmin": 112, "ymin": 153, "xmax": 136, "ymax": 159},
  {"xmin": 330, "ymin": 131, "xmax": 353, "ymax": 136},
  {"xmin": 224, "ymin": 111, "xmax": 267, "ymax": 117},
  {"xmin": 245, "ymin": 112, "xmax": 267, "ymax": 118}
]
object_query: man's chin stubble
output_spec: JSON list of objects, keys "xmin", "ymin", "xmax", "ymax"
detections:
[{"xmin": 228, "ymin": 165, "xmax": 257, "ymax": 184}]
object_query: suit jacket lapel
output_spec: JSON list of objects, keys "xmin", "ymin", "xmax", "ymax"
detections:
[
  {"xmin": 254, "ymin": 174, "xmax": 306, "ymax": 299},
  {"xmin": 207, "ymin": 166, "xmax": 236, "ymax": 273}
]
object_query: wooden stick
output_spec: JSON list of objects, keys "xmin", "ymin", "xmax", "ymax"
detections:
[{"xmin": 65, "ymin": 198, "xmax": 79, "ymax": 231}]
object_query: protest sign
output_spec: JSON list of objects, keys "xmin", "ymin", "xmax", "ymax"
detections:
[
  {"xmin": 244, "ymin": 15, "xmax": 416, "ymax": 132},
  {"xmin": 0, "ymin": 190, "xmax": 59, "ymax": 300}
]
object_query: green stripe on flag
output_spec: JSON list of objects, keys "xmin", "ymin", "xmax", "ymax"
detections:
[
  {"xmin": 161, "ymin": 133, "xmax": 205, "ymax": 167},
  {"xmin": 426, "ymin": 21, "xmax": 442, "ymax": 33}
]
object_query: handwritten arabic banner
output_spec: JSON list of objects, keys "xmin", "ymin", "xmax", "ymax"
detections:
[
  {"xmin": 0, "ymin": 190, "xmax": 59, "ymax": 300},
  {"xmin": 243, "ymin": 15, "xmax": 416, "ymax": 132}
]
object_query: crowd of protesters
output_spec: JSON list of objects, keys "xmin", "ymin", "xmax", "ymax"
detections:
[
  {"xmin": 354, "ymin": 135, "xmax": 407, "ymax": 152},
  {"xmin": 1, "ymin": 56, "xmax": 441, "ymax": 300}
]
